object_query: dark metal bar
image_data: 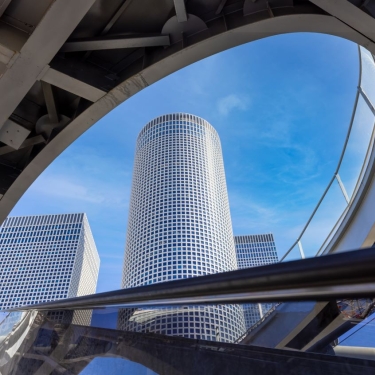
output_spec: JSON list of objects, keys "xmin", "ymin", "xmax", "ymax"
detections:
[
  {"xmin": 41, "ymin": 81, "xmax": 59, "ymax": 124},
  {"xmin": 7, "ymin": 247, "xmax": 375, "ymax": 312},
  {"xmin": 101, "ymin": 0, "xmax": 131, "ymax": 35},
  {"xmin": 215, "ymin": 0, "xmax": 228, "ymax": 15},
  {"xmin": 0, "ymin": 135, "xmax": 45, "ymax": 156},
  {"xmin": 173, "ymin": 0, "xmax": 188, "ymax": 22},
  {"xmin": 61, "ymin": 35, "xmax": 170, "ymax": 53},
  {"xmin": 81, "ymin": 0, "xmax": 131, "ymax": 60}
]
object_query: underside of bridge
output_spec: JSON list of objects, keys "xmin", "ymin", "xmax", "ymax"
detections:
[{"xmin": 0, "ymin": 0, "xmax": 375, "ymax": 227}]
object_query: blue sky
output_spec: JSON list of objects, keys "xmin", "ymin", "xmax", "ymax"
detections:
[{"xmin": 9, "ymin": 32, "xmax": 361, "ymax": 293}]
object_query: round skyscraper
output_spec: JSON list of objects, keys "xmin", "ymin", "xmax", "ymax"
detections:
[{"xmin": 118, "ymin": 113, "xmax": 245, "ymax": 342}]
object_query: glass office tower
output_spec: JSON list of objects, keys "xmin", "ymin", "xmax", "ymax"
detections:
[
  {"xmin": 235, "ymin": 234, "xmax": 279, "ymax": 329},
  {"xmin": 119, "ymin": 113, "xmax": 245, "ymax": 342},
  {"xmin": 0, "ymin": 213, "xmax": 100, "ymax": 324}
]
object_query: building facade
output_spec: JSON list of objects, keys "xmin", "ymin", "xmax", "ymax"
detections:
[
  {"xmin": 234, "ymin": 234, "xmax": 279, "ymax": 329},
  {"xmin": 119, "ymin": 113, "xmax": 246, "ymax": 342},
  {"xmin": 0, "ymin": 213, "xmax": 100, "ymax": 324}
]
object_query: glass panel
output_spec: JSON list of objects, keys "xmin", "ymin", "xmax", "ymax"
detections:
[
  {"xmin": 338, "ymin": 94, "xmax": 374, "ymax": 199},
  {"xmin": 298, "ymin": 182, "xmax": 347, "ymax": 257},
  {"xmin": 360, "ymin": 46, "xmax": 375, "ymax": 107},
  {"xmin": 80, "ymin": 358, "xmax": 158, "ymax": 375},
  {"xmin": 339, "ymin": 313, "xmax": 375, "ymax": 347},
  {"xmin": 0, "ymin": 303, "xmax": 373, "ymax": 374},
  {"xmin": 0, "ymin": 312, "xmax": 25, "ymax": 345}
]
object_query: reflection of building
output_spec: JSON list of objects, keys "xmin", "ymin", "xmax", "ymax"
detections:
[
  {"xmin": 118, "ymin": 113, "xmax": 245, "ymax": 342},
  {"xmin": 234, "ymin": 234, "xmax": 279, "ymax": 329},
  {"xmin": 0, "ymin": 213, "xmax": 100, "ymax": 324}
]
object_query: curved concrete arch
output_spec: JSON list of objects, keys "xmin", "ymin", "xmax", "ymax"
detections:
[{"xmin": 0, "ymin": 13, "xmax": 372, "ymax": 223}]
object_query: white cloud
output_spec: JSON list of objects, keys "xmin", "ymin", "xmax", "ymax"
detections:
[
  {"xmin": 32, "ymin": 174, "xmax": 125, "ymax": 206},
  {"xmin": 217, "ymin": 94, "xmax": 249, "ymax": 116},
  {"xmin": 22, "ymin": 147, "xmax": 131, "ymax": 212}
]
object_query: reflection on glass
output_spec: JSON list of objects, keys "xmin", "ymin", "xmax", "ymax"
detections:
[
  {"xmin": 339, "ymin": 314, "xmax": 375, "ymax": 348},
  {"xmin": 80, "ymin": 357, "xmax": 158, "ymax": 375},
  {"xmin": 360, "ymin": 46, "xmax": 375, "ymax": 108},
  {"xmin": 0, "ymin": 312, "xmax": 24, "ymax": 345},
  {"xmin": 0, "ymin": 303, "xmax": 373, "ymax": 374}
]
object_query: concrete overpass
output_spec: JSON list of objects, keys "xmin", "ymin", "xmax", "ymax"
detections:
[
  {"xmin": 0, "ymin": 1, "xmax": 375, "ymax": 246},
  {"xmin": 237, "ymin": 300, "xmax": 373, "ymax": 351}
]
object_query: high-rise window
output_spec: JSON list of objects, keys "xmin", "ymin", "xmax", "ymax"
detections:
[
  {"xmin": 234, "ymin": 234, "xmax": 279, "ymax": 329},
  {"xmin": 118, "ymin": 113, "xmax": 246, "ymax": 342},
  {"xmin": 0, "ymin": 213, "xmax": 100, "ymax": 324}
]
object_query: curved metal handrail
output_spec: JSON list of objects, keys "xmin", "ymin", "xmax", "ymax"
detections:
[{"xmin": 280, "ymin": 45, "xmax": 375, "ymax": 262}]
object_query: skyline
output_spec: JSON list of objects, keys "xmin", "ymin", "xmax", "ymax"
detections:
[{"xmin": 8, "ymin": 32, "xmax": 360, "ymax": 293}]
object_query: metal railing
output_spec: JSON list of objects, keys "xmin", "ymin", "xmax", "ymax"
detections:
[
  {"xmin": 280, "ymin": 45, "xmax": 375, "ymax": 262},
  {"xmin": 235, "ymin": 45, "xmax": 375, "ymax": 342},
  {"xmin": 7, "ymin": 247, "xmax": 375, "ymax": 312}
]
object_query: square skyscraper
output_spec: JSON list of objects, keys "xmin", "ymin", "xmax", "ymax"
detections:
[
  {"xmin": 235, "ymin": 234, "xmax": 278, "ymax": 330},
  {"xmin": 0, "ymin": 213, "xmax": 100, "ymax": 316}
]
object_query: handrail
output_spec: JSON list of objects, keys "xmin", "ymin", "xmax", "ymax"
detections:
[
  {"xmin": 316, "ymin": 110, "xmax": 375, "ymax": 257},
  {"xmin": 8, "ymin": 247, "xmax": 375, "ymax": 311}
]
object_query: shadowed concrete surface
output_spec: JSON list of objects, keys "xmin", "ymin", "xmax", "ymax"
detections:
[
  {"xmin": 0, "ymin": 311, "xmax": 375, "ymax": 374},
  {"xmin": 240, "ymin": 301, "xmax": 362, "ymax": 352}
]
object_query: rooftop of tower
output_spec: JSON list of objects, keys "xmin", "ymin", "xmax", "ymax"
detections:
[{"xmin": 137, "ymin": 113, "xmax": 218, "ymax": 141}]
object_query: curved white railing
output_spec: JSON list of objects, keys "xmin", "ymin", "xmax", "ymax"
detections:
[
  {"xmin": 280, "ymin": 45, "xmax": 375, "ymax": 262},
  {"xmin": 236, "ymin": 45, "xmax": 375, "ymax": 343}
]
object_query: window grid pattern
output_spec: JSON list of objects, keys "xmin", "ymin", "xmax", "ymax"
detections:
[
  {"xmin": 0, "ymin": 213, "xmax": 100, "ymax": 318},
  {"xmin": 119, "ymin": 113, "xmax": 245, "ymax": 342},
  {"xmin": 234, "ymin": 234, "xmax": 278, "ymax": 329},
  {"xmin": 122, "ymin": 305, "xmax": 243, "ymax": 342}
]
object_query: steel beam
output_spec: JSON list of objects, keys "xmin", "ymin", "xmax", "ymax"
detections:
[
  {"xmin": 309, "ymin": 0, "xmax": 375, "ymax": 43},
  {"xmin": 215, "ymin": 0, "xmax": 228, "ymax": 15},
  {"xmin": 0, "ymin": 119, "xmax": 30, "ymax": 149},
  {"xmin": 0, "ymin": 135, "xmax": 45, "ymax": 156},
  {"xmin": 100, "ymin": 0, "xmax": 131, "ymax": 35},
  {"xmin": 61, "ymin": 35, "xmax": 170, "ymax": 53},
  {"xmin": 9, "ymin": 247, "xmax": 375, "ymax": 311},
  {"xmin": 41, "ymin": 82, "xmax": 59, "ymax": 124},
  {"xmin": 0, "ymin": 22, "xmax": 28, "ymax": 66},
  {"xmin": 0, "ymin": 0, "xmax": 12, "ymax": 18},
  {"xmin": 173, "ymin": 0, "xmax": 188, "ymax": 23},
  {"xmin": 0, "ymin": 44, "xmax": 14, "ymax": 65},
  {"xmin": 40, "ymin": 67, "xmax": 106, "ymax": 103},
  {"xmin": 0, "ymin": 0, "xmax": 96, "ymax": 130},
  {"xmin": 82, "ymin": 0, "xmax": 132, "ymax": 60}
]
